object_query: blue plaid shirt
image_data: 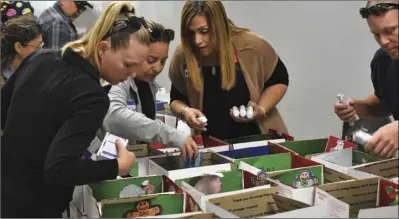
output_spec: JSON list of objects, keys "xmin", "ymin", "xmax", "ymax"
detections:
[{"xmin": 38, "ymin": 2, "xmax": 78, "ymax": 49}]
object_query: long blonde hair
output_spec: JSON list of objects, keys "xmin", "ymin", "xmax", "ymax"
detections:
[
  {"xmin": 181, "ymin": 1, "xmax": 249, "ymax": 92},
  {"xmin": 63, "ymin": 1, "xmax": 150, "ymax": 71}
]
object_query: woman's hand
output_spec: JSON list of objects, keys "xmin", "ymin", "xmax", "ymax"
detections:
[
  {"xmin": 180, "ymin": 136, "xmax": 199, "ymax": 161},
  {"xmin": 182, "ymin": 107, "xmax": 207, "ymax": 131},
  {"xmin": 230, "ymin": 101, "xmax": 266, "ymax": 123}
]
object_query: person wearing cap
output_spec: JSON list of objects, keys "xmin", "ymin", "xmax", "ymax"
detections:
[
  {"xmin": 38, "ymin": 0, "xmax": 93, "ymax": 49},
  {"xmin": 334, "ymin": 1, "xmax": 398, "ymax": 158},
  {"xmin": 0, "ymin": 1, "xmax": 35, "ymax": 23}
]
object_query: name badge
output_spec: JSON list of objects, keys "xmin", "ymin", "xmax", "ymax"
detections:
[{"xmin": 127, "ymin": 100, "xmax": 137, "ymax": 111}]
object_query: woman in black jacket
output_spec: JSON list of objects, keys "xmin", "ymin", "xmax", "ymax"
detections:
[{"xmin": 1, "ymin": 2, "xmax": 151, "ymax": 218}]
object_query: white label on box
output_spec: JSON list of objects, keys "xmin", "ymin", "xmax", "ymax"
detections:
[{"xmin": 314, "ymin": 188, "xmax": 349, "ymax": 218}]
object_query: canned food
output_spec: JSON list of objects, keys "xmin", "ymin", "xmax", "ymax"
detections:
[{"xmin": 352, "ymin": 129, "xmax": 372, "ymax": 147}]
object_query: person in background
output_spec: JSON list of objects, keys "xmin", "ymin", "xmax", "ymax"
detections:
[
  {"xmin": 334, "ymin": 1, "xmax": 398, "ymax": 158},
  {"xmin": 38, "ymin": 0, "xmax": 93, "ymax": 49},
  {"xmin": 0, "ymin": 16, "xmax": 42, "ymax": 84},
  {"xmin": 1, "ymin": 2, "xmax": 150, "ymax": 217},
  {"xmin": 0, "ymin": 1, "xmax": 35, "ymax": 23},
  {"xmin": 169, "ymin": 1, "xmax": 289, "ymax": 141},
  {"xmin": 103, "ymin": 20, "xmax": 199, "ymax": 160}
]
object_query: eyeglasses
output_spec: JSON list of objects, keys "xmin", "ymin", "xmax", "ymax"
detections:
[
  {"xmin": 148, "ymin": 28, "xmax": 175, "ymax": 42},
  {"xmin": 25, "ymin": 41, "xmax": 44, "ymax": 49},
  {"xmin": 103, "ymin": 16, "xmax": 148, "ymax": 39},
  {"xmin": 360, "ymin": 3, "xmax": 399, "ymax": 18}
]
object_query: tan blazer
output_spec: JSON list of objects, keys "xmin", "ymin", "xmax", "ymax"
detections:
[{"xmin": 169, "ymin": 31, "xmax": 288, "ymax": 134}]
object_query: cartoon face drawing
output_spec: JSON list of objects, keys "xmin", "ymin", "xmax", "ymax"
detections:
[
  {"xmin": 331, "ymin": 140, "xmax": 344, "ymax": 152},
  {"xmin": 386, "ymin": 186, "xmax": 399, "ymax": 206},
  {"xmin": 123, "ymin": 200, "xmax": 162, "ymax": 218},
  {"xmin": 293, "ymin": 170, "xmax": 320, "ymax": 189},
  {"xmin": 141, "ymin": 180, "xmax": 155, "ymax": 195},
  {"xmin": 251, "ymin": 170, "xmax": 269, "ymax": 187}
]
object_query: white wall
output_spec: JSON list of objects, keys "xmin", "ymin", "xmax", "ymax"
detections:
[{"xmin": 30, "ymin": 1, "xmax": 380, "ymax": 140}]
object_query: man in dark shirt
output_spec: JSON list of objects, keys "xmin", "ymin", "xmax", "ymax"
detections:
[{"xmin": 334, "ymin": 1, "xmax": 398, "ymax": 158}]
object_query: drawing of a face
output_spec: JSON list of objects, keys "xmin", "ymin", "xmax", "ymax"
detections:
[
  {"xmin": 123, "ymin": 200, "xmax": 162, "ymax": 218},
  {"xmin": 250, "ymin": 171, "xmax": 269, "ymax": 187},
  {"xmin": 138, "ymin": 201, "xmax": 149, "ymax": 211},
  {"xmin": 331, "ymin": 140, "xmax": 344, "ymax": 151},
  {"xmin": 141, "ymin": 180, "xmax": 155, "ymax": 195},
  {"xmin": 300, "ymin": 171, "xmax": 310, "ymax": 181},
  {"xmin": 293, "ymin": 170, "xmax": 320, "ymax": 189}
]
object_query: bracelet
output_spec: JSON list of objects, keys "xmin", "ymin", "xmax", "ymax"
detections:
[
  {"xmin": 258, "ymin": 106, "xmax": 267, "ymax": 117},
  {"xmin": 180, "ymin": 105, "xmax": 188, "ymax": 119}
]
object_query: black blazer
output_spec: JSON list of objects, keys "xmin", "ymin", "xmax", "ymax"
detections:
[{"xmin": 1, "ymin": 48, "xmax": 118, "ymax": 217}]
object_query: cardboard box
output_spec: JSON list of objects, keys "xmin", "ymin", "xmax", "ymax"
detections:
[
  {"xmin": 137, "ymin": 212, "xmax": 219, "ymax": 218},
  {"xmin": 314, "ymin": 177, "xmax": 398, "ymax": 218},
  {"xmin": 204, "ymin": 186, "xmax": 326, "ymax": 218},
  {"xmin": 148, "ymin": 152, "xmax": 234, "ymax": 181},
  {"xmin": 124, "ymin": 144, "xmax": 166, "ymax": 177},
  {"xmin": 223, "ymin": 130, "xmax": 294, "ymax": 144},
  {"xmin": 85, "ymin": 175, "xmax": 197, "ymax": 218},
  {"xmin": 96, "ymin": 133, "xmax": 129, "ymax": 160},
  {"xmin": 235, "ymin": 152, "xmax": 321, "ymax": 176},
  {"xmin": 247, "ymin": 165, "xmax": 354, "ymax": 205},
  {"xmin": 311, "ymin": 148, "xmax": 395, "ymax": 179},
  {"xmin": 176, "ymin": 169, "xmax": 252, "ymax": 211}
]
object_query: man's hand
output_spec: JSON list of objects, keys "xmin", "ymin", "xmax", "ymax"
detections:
[
  {"xmin": 364, "ymin": 121, "xmax": 398, "ymax": 158},
  {"xmin": 180, "ymin": 136, "xmax": 199, "ymax": 161},
  {"xmin": 334, "ymin": 98, "xmax": 358, "ymax": 122}
]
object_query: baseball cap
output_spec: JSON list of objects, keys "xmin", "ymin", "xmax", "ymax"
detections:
[{"xmin": 74, "ymin": 1, "xmax": 93, "ymax": 11}]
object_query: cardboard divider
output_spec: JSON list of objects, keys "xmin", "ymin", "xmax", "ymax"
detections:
[
  {"xmin": 148, "ymin": 152, "xmax": 234, "ymax": 181},
  {"xmin": 205, "ymin": 186, "xmax": 326, "ymax": 218},
  {"xmin": 314, "ymin": 177, "xmax": 391, "ymax": 218}
]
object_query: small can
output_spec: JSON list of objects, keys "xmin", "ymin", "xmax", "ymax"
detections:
[{"xmin": 352, "ymin": 129, "xmax": 372, "ymax": 147}]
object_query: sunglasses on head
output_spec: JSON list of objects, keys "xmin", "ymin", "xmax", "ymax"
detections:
[
  {"xmin": 103, "ymin": 16, "xmax": 148, "ymax": 39},
  {"xmin": 360, "ymin": 3, "xmax": 399, "ymax": 18},
  {"xmin": 148, "ymin": 28, "xmax": 175, "ymax": 42}
]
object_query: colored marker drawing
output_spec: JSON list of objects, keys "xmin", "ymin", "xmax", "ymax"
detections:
[
  {"xmin": 123, "ymin": 200, "xmax": 162, "ymax": 218},
  {"xmin": 292, "ymin": 169, "xmax": 319, "ymax": 189}
]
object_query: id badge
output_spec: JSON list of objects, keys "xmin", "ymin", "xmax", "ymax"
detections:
[{"xmin": 127, "ymin": 100, "xmax": 137, "ymax": 111}]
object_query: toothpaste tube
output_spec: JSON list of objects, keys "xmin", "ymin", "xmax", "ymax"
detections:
[
  {"xmin": 337, "ymin": 93, "xmax": 360, "ymax": 126},
  {"xmin": 184, "ymin": 152, "xmax": 203, "ymax": 168}
]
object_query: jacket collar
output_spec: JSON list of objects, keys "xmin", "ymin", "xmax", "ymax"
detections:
[{"xmin": 62, "ymin": 48, "xmax": 101, "ymax": 84}]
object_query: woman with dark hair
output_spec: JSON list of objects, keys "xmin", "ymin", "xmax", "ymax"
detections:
[
  {"xmin": 0, "ymin": 15, "xmax": 42, "ymax": 84},
  {"xmin": 169, "ymin": 1, "xmax": 290, "ymax": 140},
  {"xmin": 103, "ymin": 20, "xmax": 198, "ymax": 160}
]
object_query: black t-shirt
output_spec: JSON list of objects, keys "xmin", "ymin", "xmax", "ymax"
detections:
[
  {"xmin": 370, "ymin": 48, "xmax": 398, "ymax": 120},
  {"xmin": 201, "ymin": 64, "xmax": 261, "ymax": 140},
  {"xmin": 170, "ymin": 57, "xmax": 289, "ymax": 140}
]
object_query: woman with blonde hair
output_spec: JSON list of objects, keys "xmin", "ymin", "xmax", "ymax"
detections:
[
  {"xmin": 1, "ymin": 2, "xmax": 151, "ymax": 218},
  {"xmin": 102, "ymin": 20, "xmax": 199, "ymax": 161},
  {"xmin": 169, "ymin": 1, "xmax": 290, "ymax": 140}
]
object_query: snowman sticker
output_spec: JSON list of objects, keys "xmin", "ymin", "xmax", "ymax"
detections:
[
  {"xmin": 293, "ymin": 170, "xmax": 319, "ymax": 189},
  {"xmin": 330, "ymin": 140, "xmax": 345, "ymax": 152}
]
